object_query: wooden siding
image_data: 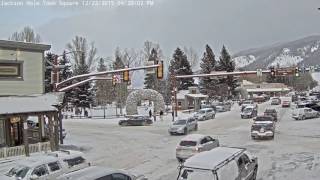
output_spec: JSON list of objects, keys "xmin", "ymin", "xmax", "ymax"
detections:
[{"xmin": 0, "ymin": 49, "xmax": 44, "ymax": 95}]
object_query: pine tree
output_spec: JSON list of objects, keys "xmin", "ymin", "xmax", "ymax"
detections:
[
  {"xmin": 44, "ymin": 52, "xmax": 54, "ymax": 93},
  {"xmin": 144, "ymin": 48, "xmax": 159, "ymax": 90},
  {"xmin": 70, "ymin": 52, "xmax": 94, "ymax": 110},
  {"xmin": 217, "ymin": 45, "xmax": 238, "ymax": 97},
  {"xmin": 169, "ymin": 48, "xmax": 194, "ymax": 90},
  {"xmin": 113, "ymin": 50, "xmax": 127, "ymax": 115},
  {"xmin": 199, "ymin": 44, "xmax": 218, "ymax": 99},
  {"xmin": 59, "ymin": 51, "xmax": 73, "ymax": 106}
]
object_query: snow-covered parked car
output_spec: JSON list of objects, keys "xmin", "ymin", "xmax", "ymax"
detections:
[
  {"xmin": 2, "ymin": 150, "xmax": 90, "ymax": 180},
  {"xmin": 119, "ymin": 115, "xmax": 153, "ymax": 126},
  {"xmin": 57, "ymin": 166, "xmax": 147, "ymax": 180},
  {"xmin": 193, "ymin": 108, "xmax": 215, "ymax": 121},
  {"xmin": 292, "ymin": 107, "xmax": 320, "ymax": 120},
  {"xmin": 176, "ymin": 134, "xmax": 219, "ymax": 162},
  {"xmin": 177, "ymin": 147, "xmax": 258, "ymax": 180},
  {"xmin": 168, "ymin": 118, "xmax": 198, "ymax": 135},
  {"xmin": 240, "ymin": 105, "xmax": 257, "ymax": 119},
  {"xmin": 251, "ymin": 121, "xmax": 275, "ymax": 140},
  {"xmin": 214, "ymin": 102, "xmax": 231, "ymax": 112}
]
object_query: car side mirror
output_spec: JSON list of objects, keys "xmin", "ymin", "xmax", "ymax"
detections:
[{"xmin": 30, "ymin": 175, "xmax": 39, "ymax": 180}]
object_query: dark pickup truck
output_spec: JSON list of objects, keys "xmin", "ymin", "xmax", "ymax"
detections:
[{"xmin": 264, "ymin": 109, "xmax": 278, "ymax": 121}]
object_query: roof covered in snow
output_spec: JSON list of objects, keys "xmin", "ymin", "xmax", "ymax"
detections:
[
  {"xmin": 247, "ymin": 88, "xmax": 290, "ymax": 93},
  {"xmin": 181, "ymin": 134, "xmax": 206, "ymax": 142},
  {"xmin": 184, "ymin": 147, "xmax": 245, "ymax": 170},
  {"xmin": 0, "ymin": 93, "xmax": 64, "ymax": 115},
  {"xmin": 176, "ymin": 90, "xmax": 189, "ymax": 99},
  {"xmin": 0, "ymin": 39, "xmax": 51, "ymax": 51},
  {"xmin": 186, "ymin": 94, "xmax": 208, "ymax": 98}
]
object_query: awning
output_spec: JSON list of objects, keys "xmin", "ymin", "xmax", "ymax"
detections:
[{"xmin": 0, "ymin": 93, "xmax": 64, "ymax": 115}]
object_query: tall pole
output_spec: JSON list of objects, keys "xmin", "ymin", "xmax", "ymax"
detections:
[
  {"xmin": 173, "ymin": 76, "xmax": 178, "ymax": 117},
  {"xmin": 53, "ymin": 55, "xmax": 59, "ymax": 92}
]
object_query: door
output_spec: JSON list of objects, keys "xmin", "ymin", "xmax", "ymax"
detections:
[
  {"xmin": 206, "ymin": 136, "xmax": 219, "ymax": 149},
  {"xmin": 237, "ymin": 154, "xmax": 254, "ymax": 180},
  {"xmin": 31, "ymin": 164, "xmax": 49, "ymax": 180},
  {"xmin": 200, "ymin": 137, "xmax": 209, "ymax": 151}
]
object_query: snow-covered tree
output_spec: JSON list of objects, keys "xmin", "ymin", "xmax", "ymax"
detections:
[
  {"xmin": 169, "ymin": 48, "xmax": 194, "ymax": 90},
  {"xmin": 9, "ymin": 26, "xmax": 41, "ymax": 43},
  {"xmin": 144, "ymin": 48, "xmax": 160, "ymax": 90},
  {"xmin": 44, "ymin": 52, "xmax": 54, "ymax": 93},
  {"xmin": 217, "ymin": 45, "xmax": 238, "ymax": 97},
  {"xmin": 199, "ymin": 44, "xmax": 218, "ymax": 99},
  {"xmin": 95, "ymin": 58, "xmax": 114, "ymax": 106}
]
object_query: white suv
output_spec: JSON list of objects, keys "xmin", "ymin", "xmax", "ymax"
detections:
[
  {"xmin": 292, "ymin": 107, "xmax": 320, "ymax": 120},
  {"xmin": 194, "ymin": 108, "xmax": 216, "ymax": 121},
  {"xmin": 177, "ymin": 147, "xmax": 258, "ymax": 180},
  {"xmin": 176, "ymin": 134, "xmax": 219, "ymax": 162},
  {"xmin": 2, "ymin": 150, "xmax": 90, "ymax": 180}
]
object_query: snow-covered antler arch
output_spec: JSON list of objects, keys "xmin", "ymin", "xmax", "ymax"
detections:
[{"xmin": 126, "ymin": 89, "xmax": 165, "ymax": 115}]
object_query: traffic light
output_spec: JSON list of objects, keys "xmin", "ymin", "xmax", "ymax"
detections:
[
  {"xmin": 295, "ymin": 67, "xmax": 299, "ymax": 77},
  {"xmin": 156, "ymin": 61, "xmax": 164, "ymax": 79},
  {"xmin": 123, "ymin": 69, "xmax": 129, "ymax": 82},
  {"xmin": 112, "ymin": 75, "xmax": 116, "ymax": 86}
]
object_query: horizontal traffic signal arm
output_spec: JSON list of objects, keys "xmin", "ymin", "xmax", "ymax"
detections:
[
  {"xmin": 56, "ymin": 64, "xmax": 161, "ymax": 89},
  {"xmin": 175, "ymin": 70, "xmax": 271, "ymax": 79}
]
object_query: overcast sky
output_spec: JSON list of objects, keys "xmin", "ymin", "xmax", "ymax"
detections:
[{"xmin": 1, "ymin": 0, "xmax": 320, "ymax": 58}]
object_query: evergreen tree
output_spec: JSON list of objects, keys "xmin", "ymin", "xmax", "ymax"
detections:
[
  {"xmin": 169, "ymin": 48, "xmax": 194, "ymax": 90},
  {"xmin": 44, "ymin": 52, "xmax": 54, "ymax": 93},
  {"xmin": 59, "ymin": 51, "xmax": 73, "ymax": 106},
  {"xmin": 199, "ymin": 44, "xmax": 218, "ymax": 99},
  {"xmin": 144, "ymin": 48, "xmax": 159, "ymax": 90},
  {"xmin": 217, "ymin": 46, "xmax": 238, "ymax": 97}
]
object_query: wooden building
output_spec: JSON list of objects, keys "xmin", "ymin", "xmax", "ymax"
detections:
[{"xmin": 0, "ymin": 93, "xmax": 64, "ymax": 157}]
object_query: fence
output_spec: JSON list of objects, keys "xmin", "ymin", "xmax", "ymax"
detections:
[{"xmin": 0, "ymin": 142, "xmax": 51, "ymax": 158}]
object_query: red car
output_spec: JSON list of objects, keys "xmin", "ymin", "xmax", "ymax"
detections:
[{"xmin": 282, "ymin": 100, "xmax": 291, "ymax": 108}]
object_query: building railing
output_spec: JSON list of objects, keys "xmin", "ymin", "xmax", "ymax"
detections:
[{"xmin": 0, "ymin": 142, "xmax": 50, "ymax": 159}]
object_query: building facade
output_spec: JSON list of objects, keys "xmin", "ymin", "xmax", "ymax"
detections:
[{"xmin": 0, "ymin": 40, "xmax": 50, "ymax": 96}]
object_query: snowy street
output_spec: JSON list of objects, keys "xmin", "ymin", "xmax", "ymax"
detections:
[{"xmin": 63, "ymin": 99, "xmax": 320, "ymax": 180}]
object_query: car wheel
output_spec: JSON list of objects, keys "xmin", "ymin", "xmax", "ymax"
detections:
[
  {"xmin": 212, "ymin": 114, "xmax": 215, "ymax": 119},
  {"xmin": 195, "ymin": 125, "xmax": 198, "ymax": 131},
  {"xmin": 302, "ymin": 116, "xmax": 306, "ymax": 120},
  {"xmin": 241, "ymin": 115, "xmax": 244, "ymax": 119}
]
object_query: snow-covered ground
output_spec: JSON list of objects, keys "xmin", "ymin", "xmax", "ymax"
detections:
[{"xmin": 59, "ymin": 100, "xmax": 320, "ymax": 180}]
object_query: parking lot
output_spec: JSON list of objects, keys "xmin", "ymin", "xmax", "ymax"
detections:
[{"xmin": 63, "ymin": 99, "xmax": 320, "ymax": 180}]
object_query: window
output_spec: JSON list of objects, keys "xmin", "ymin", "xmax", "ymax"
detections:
[
  {"xmin": 112, "ymin": 173, "xmax": 131, "ymax": 180},
  {"xmin": 200, "ymin": 138, "xmax": 208, "ymax": 144},
  {"xmin": 32, "ymin": 165, "xmax": 49, "ymax": 177},
  {"xmin": 178, "ymin": 102, "xmax": 182, "ymax": 106},
  {"xmin": 180, "ymin": 141, "xmax": 197, "ymax": 147},
  {"xmin": 0, "ymin": 61, "xmax": 23, "ymax": 80},
  {"xmin": 96, "ymin": 174, "xmax": 112, "ymax": 180},
  {"xmin": 48, "ymin": 162, "xmax": 61, "ymax": 172},
  {"xmin": 64, "ymin": 156, "xmax": 86, "ymax": 167}
]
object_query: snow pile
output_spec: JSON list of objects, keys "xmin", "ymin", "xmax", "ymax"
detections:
[
  {"xmin": 310, "ymin": 44, "xmax": 319, "ymax": 53},
  {"xmin": 233, "ymin": 55, "xmax": 256, "ymax": 69}
]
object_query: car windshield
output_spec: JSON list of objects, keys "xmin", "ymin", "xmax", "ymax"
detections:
[
  {"xmin": 265, "ymin": 109, "xmax": 275, "ymax": 113},
  {"xmin": 244, "ymin": 108, "xmax": 253, "ymax": 112},
  {"xmin": 6, "ymin": 165, "xmax": 30, "ymax": 178},
  {"xmin": 179, "ymin": 141, "xmax": 197, "ymax": 147},
  {"xmin": 252, "ymin": 123, "xmax": 273, "ymax": 130},
  {"xmin": 243, "ymin": 101, "xmax": 252, "ymax": 104},
  {"xmin": 174, "ymin": 120, "xmax": 187, "ymax": 125},
  {"xmin": 178, "ymin": 168, "xmax": 215, "ymax": 180},
  {"xmin": 255, "ymin": 116, "xmax": 273, "ymax": 121},
  {"xmin": 197, "ymin": 110, "xmax": 205, "ymax": 114}
]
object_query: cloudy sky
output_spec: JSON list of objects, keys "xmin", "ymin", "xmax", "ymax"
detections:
[{"xmin": 1, "ymin": 0, "xmax": 320, "ymax": 58}]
